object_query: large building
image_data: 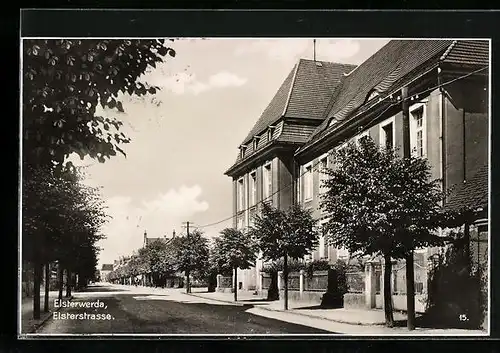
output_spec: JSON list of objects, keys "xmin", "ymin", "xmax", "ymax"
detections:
[{"xmin": 224, "ymin": 39, "xmax": 489, "ymax": 293}]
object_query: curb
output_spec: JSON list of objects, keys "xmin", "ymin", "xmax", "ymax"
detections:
[
  {"xmin": 186, "ymin": 293, "xmax": 385, "ymax": 326},
  {"xmin": 186, "ymin": 292, "xmax": 247, "ymax": 306},
  {"xmin": 31, "ymin": 295, "xmax": 74, "ymax": 333},
  {"xmin": 258, "ymin": 306, "xmax": 385, "ymax": 326}
]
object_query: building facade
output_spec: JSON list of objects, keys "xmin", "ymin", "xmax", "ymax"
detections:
[
  {"xmin": 225, "ymin": 59, "xmax": 357, "ymax": 290},
  {"xmin": 100, "ymin": 264, "xmax": 114, "ymax": 282},
  {"xmin": 224, "ymin": 40, "xmax": 489, "ymax": 293}
]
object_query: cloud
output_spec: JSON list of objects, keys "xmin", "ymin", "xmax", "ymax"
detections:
[
  {"xmin": 234, "ymin": 39, "xmax": 309, "ymax": 61},
  {"xmin": 97, "ymin": 185, "xmax": 209, "ymax": 265},
  {"xmin": 319, "ymin": 39, "xmax": 361, "ymax": 62},
  {"xmin": 234, "ymin": 38, "xmax": 361, "ymax": 64},
  {"xmin": 148, "ymin": 70, "xmax": 247, "ymax": 95},
  {"xmin": 208, "ymin": 71, "xmax": 247, "ymax": 88}
]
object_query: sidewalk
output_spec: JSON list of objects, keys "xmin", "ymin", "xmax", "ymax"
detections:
[
  {"xmin": 20, "ymin": 290, "xmax": 66, "ymax": 334},
  {"xmin": 187, "ymin": 289, "xmax": 487, "ymax": 336}
]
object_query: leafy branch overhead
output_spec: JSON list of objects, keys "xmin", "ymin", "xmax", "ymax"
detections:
[{"xmin": 23, "ymin": 39, "xmax": 176, "ymax": 168}]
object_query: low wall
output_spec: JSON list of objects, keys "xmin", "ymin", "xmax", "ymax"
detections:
[
  {"xmin": 375, "ymin": 293, "xmax": 427, "ymax": 313},
  {"xmin": 278, "ymin": 290, "xmax": 323, "ymax": 305},
  {"xmin": 343, "ymin": 293, "xmax": 366, "ymax": 309},
  {"xmin": 216, "ymin": 287, "xmax": 234, "ymax": 293}
]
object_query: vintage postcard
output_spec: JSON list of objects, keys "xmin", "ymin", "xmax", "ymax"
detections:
[{"xmin": 19, "ymin": 34, "xmax": 491, "ymax": 337}]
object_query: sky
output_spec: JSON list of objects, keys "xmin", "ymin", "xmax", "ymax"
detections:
[{"xmin": 70, "ymin": 38, "xmax": 390, "ymax": 267}]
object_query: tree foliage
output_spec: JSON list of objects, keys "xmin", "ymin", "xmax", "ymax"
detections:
[
  {"xmin": 215, "ymin": 228, "xmax": 258, "ymax": 271},
  {"xmin": 250, "ymin": 203, "xmax": 320, "ymax": 261},
  {"xmin": 22, "ymin": 165, "xmax": 108, "ymax": 266},
  {"xmin": 320, "ymin": 137, "xmax": 462, "ymax": 259},
  {"xmin": 177, "ymin": 230, "xmax": 210, "ymax": 275},
  {"xmin": 250, "ymin": 203, "xmax": 319, "ymax": 307},
  {"xmin": 23, "ymin": 39, "xmax": 175, "ymax": 169}
]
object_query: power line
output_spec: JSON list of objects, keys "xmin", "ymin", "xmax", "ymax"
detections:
[{"xmin": 196, "ymin": 66, "xmax": 488, "ymax": 230}]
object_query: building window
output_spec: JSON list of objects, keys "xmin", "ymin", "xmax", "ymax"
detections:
[
  {"xmin": 237, "ymin": 177, "xmax": 245, "ymax": 212},
  {"xmin": 267, "ymin": 126, "xmax": 275, "ymax": 141},
  {"xmin": 380, "ymin": 116, "xmax": 395, "ymax": 150},
  {"xmin": 303, "ymin": 163, "xmax": 313, "ymax": 201},
  {"xmin": 319, "ymin": 235, "xmax": 325, "ymax": 259},
  {"xmin": 253, "ymin": 137, "xmax": 260, "ymax": 151},
  {"xmin": 410, "ymin": 104, "xmax": 426, "ymax": 158},
  {"xmin": 249, "ymin": 171, "xmax": 257, "ymax": 207},
  {"xmin": 337, "ymin": 247, "xmax": 349, "ymax": 260},
  {"xmin": 237, "ymin": 214, "xmax": 244, "ymax": 230},
  {"xmin": 263, "ymin": 163, "xmax": 272, "ymax": 201},
  {"xmin": 318, "ymin": 154, "xmax": 329, "ymax": 195},
  {"xmin": 240, "ymin": 145, "xmax": 247, "ymax": 159},
  {"xmin": 356, "ymin": 130, "xmax": 370, "ymax": 144}
]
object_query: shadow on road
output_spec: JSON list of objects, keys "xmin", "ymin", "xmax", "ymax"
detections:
[{"xmin": 76, "ymin": 285, "xmax": 128, "ymax": 293}]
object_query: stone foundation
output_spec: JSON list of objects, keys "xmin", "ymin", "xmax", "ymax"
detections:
[{"xmin": 343, "ymin": 293, "xmax": 366, "ymax": 309}]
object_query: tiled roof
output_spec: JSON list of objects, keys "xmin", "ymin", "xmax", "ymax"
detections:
[
  {"xmin": 145, "ymin": 237, "xmax": 165, "ymax": 245},
  {"xmin": 240, "ymin": 59, "xmax": 356, "ymax": 146},
  {"xmin": 277, "ymin": 123, "xmax": 318, "ymax": 144},
  {"xmin": 301, "ymin": 40, "xmax": 454, "ymax": 149},
  {"xmin": 445, "ymin": 164, "xmax": 488, "ymax": 212},
  {"xmin": 101, "ymin": 264, "xmax": 113, "ymax": 271},
  {"xmin": 299, "ymin": 40, "xmax": 489, "ymax": 154},
  {"xmin": 441, "ymin": 40, "xmax": 489, "ymax": 66}
]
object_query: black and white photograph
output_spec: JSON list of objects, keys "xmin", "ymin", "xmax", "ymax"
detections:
[{"xmin": 19, "ymin": 36, "xmax": 490, "ymax": 337}]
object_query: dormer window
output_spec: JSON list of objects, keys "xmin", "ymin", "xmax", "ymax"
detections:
[
  {"xmin": 328, "ymin": 118, "xmax": 338, "ymax": 127},
  {"xmin": 239, "ymin": 145, "xmax": 247, "ymax": 159},
  {"xmin": 253, "ymin": 136, "xmax": 260, "ymax": 151},
  {"xmin": 367, "ymin": 90, "xmax": 379, "ymax": 101},
  {"xmin": 267, "ymin": 126, "xmax": 275, "ymax": 141}
]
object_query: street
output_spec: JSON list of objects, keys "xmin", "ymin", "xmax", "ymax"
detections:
[{"xmin": 35, "ymin": 284, "xmax": 330, "ymax": 334}]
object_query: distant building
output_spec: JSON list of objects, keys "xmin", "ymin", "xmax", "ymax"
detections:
[
  {"xmin": 100, "ymin": 264, "xmax": 114, "ymax": 282},
  {"xmin": 143, "ymin": 229, "xmax": 176, "ymax": 247}
]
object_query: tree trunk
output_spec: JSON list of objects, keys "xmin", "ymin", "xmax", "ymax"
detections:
[
  {"xmin": 44, "ymin": 263, "xmax": 50, "ymax": 313},
  {"xmin": 58, "ymin": 263, "xmax": 64, "ymax": 300},
  {"xmin": 65, "ymin": 269, "xmax": 72, "ymax": 298},
  {"xmin": 267, "ymin": 272, "xmax": 279, "ymax": 301},
  {"xmin": 234, "ymin": 266, "xmax": 238, "ymax": 302},
  {"xmin": 405, "ymin": 251, "xmax": 416, "ymax": 330},
  {"xmin": 33, "ymin": 260, "xmax": 42, "ymax": 320},
  {"xmin": 186, "ymin": 270, "xmax": 191, "ymax": 294},
  {"xmin": 383, "ymin": 254, "xmax": 394, "ymax": 327},
  {"xmin": 464, "ymin": 222, "xmax": 471, "ymax": 274},
  {"xmin": 283, "ymin": 252, "xmax": 288, "ymax": 311}
]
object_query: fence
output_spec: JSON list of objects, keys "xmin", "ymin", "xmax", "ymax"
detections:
[
  {"xmin": 303, "ymin": 270, "xmax": 328, "ymax": 292},
  {"xmin": 392, "ymin": 259, "xmax": 427, "ymax": 295},
  {"xmin": 288, "ymin": 272, "xmax": 300, "ymax": 291},
  {"xmin": 219, "ymin": 276, "xmax": 233, "ymax": 289},
  {"xmin": 262, "ymin": 273, "xmax": 271, "ymax": 290},
  {"xmin": 346, "ymin": 271, "xmax": 365, "ymax": 293}
]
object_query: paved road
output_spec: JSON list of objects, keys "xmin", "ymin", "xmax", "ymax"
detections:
[{"xmin": 36, "ymin": 284, "xmax": 330, "ymax": 334}]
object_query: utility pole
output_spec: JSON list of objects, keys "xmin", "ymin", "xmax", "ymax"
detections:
[
  {"xmin": 402, "ymin": 86, "xmax": 416, "ymax": 331},
  {"xmin": 182, "ymin": 221, "xmax": 191, "ymax": 293}
]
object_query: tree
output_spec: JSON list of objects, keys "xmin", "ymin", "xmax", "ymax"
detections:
[
  {"xmin": 22, "ymin": 38, "xmax": 175, "ymax": 320},
  {"xmin": 320, "ymin": 137, "xmax": 462, "ymax": 327},
  {"xmin": 177, "ymin": 230, "xmax": 210, "ymax": 294},
  {"xmin": 22, "ymin": 165, "xmax": 108, "ymax": 318},
  {"xmin": 215, "ymin": 228, "xmax": 258, "ymax": 301},
  {"xmin": 250, "ymin": 203, "xmax": 320, "ymax": 310},
  {"xmin": 23, "ymin": 39, "xmax": 175, "ymax": 170}
]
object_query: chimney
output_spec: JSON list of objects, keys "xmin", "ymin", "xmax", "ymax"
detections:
[{"xmin": 172, "ymin": 229, "xmax": 176, "ymax": 238}]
